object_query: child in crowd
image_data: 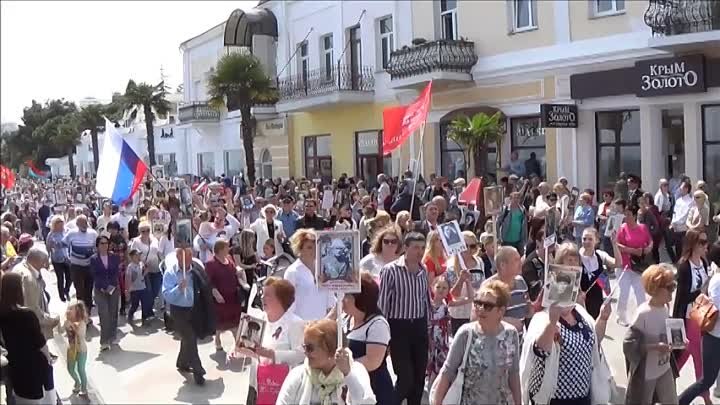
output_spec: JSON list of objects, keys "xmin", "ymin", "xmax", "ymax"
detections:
[
  {"xmin": 261, "ymin": 238, "xmax": 275, "ymax": 262},
  {"xmin": 64, "ymin": 299, "xmax": 89, "ymax": 397},
  {"xmin": 125, "ymin": 249, "xmax": 150, "ymax": 325},
  {"xmin": 426, "ymin": 276, "xmax": 452, "ymax": 388}
]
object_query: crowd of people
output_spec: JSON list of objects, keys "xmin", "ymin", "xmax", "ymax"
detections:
[{"xmin": 2, "ymin": 168, "xmax": 720, "ymax": 405}]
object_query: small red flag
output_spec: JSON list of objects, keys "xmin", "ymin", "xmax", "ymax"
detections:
[{"xmin": 0, "ymin": 165, "xmax": 16, "ymax": 190}]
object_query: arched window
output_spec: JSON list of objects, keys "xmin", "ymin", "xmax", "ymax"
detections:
[{"xmin": 260, "ymin": 149, "xmax": 272, "ymax": 179}]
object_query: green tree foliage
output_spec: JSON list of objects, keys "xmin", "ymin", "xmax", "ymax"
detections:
[
  {"xmin": 207, "ymin": 52, "xmax": 277, "ymax": 183},
  {"xmin": 34, "ymin": 113, "xmax": 81, "ymax": 177},
  {"xmin": 122, "ymin": 80, "xmax": 170, "ymax": 167},
  {"xmin": 447, "ymin": 112, "xmax": 504, "ymax": 176},
  {"xmin": 76, "ymin": 104, "xmax": 105, "ymax": 173}
]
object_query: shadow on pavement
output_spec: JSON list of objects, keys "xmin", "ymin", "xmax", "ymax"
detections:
[
  {"xmin": 174, "ymin": 377, "xmax": 225, "ymax": 404},
  {"xmin": 209, "ymin": 351, "xmax": 248, "ymax": 373},
  {"xmin": 96, "ymin": 347, "xmax": 160, "ymax": 372}
]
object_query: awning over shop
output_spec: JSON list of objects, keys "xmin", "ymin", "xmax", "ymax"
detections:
[{"xmin": 223, "ymin": 7, "xmax": 278, "ymax": 48}]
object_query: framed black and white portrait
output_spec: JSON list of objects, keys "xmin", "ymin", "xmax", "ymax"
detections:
[
  {"xmin": 543, "ymin": 264, "xmax": 581, "ymax": 308},
  {"xmin": 315, "ymin": 230, "xmax": 360, "ymax": 293},
  {"xmin": 483, "ymin": 186, "xmax": 504, "ymax": 217},
  {"xmin": 438, "ymin": 220, "xmax": 467, "ymax": 256},
  {"xmin": 237, "ymin": 313, "xmax": 266, "ymax": 349}
]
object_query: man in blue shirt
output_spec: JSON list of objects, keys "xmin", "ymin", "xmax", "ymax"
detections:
[
  {"xmin": 162, "ymin": 247, "xmax": 204, "ymax": 385},
  {"xmin": 278, "ymin": 196, "xmax": 299, "ymax": 239}
]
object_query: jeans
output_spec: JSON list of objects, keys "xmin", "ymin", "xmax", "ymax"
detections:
[
  {"xmin": 52, "ymin": 261, "xmax": 72, "ymax": 301},
  {"xmin": 388, "ymin": 317, "xmax": 428, "ymax": 405},
  {"xmin": 146, "ymin": 272, "xmax": 163, "ymax": 313},
  {"xmin": 679, "ymin": 333, "xmax": 720, "ymax": 405},
  {"xmin": 617, "ymin": 269, "xmax": 646, "ymax": 323},
  {"xmin": 94, "ymin": 288, "xmax": 119, "ymax": 345},
  {"xmin": 66, "ymin": 350, "xmax": 87, "ymax": 390},
  {"xmin": 128, "ymin": 289, "xmax": 153, "ymax": 320},
  {"xmin": 70, "ymin": 264, "xmax": 94, "ymax": 310}
]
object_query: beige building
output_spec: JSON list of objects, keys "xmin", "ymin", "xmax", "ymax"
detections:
[{"xmin": 393, "ymin": 0, "xmax": 720, "ymax": 197}]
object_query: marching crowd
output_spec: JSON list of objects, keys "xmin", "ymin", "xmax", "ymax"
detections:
[{"xmin": 3, "ymin": 168, "xmax": 720, "ymax": 405}]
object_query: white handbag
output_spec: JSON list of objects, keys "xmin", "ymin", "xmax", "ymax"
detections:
[{"xmin": 430, "ymin": 329, "xmax": 473, "ymax": 405}]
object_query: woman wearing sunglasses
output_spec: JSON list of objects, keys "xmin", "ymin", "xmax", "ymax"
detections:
[
  {"xmin": 445, "ymin": 231, "xmax": 484, "ymax": 335},
  {"xmin": 277, "ymin": 318, "xmax": 375, "ymax": 405},
  {"xmin": 672, "ymin": 229, "xmax": 712, "ymax": 405},
  {"xmin": 431, "ymin": 280, "xmax": 521, "ymax": 405},
  {"xmin": 359, "ymin": 226, "xmax": 402, "ymax": 281},
  {"xmin": 624, "ymin": 264, "xmax": 679, "ymax": 405}
]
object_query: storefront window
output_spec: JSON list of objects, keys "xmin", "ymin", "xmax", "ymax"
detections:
[
  {"xmin": 197, "ymin": 152, "xmax": 215, "ymax": 178},
  {"xmin": 596, "ymin": 110, "xmax": 640, "ymax": 193},
  {"xmin": 439, "ymin": 122, "xmax": 496, "ymax": 179},
  {"xmin": 702, "ymin": 105, "xmax": 720, "ymax": 205},
  {"xmin": 304, "ymin": 135, "xmax": 332, "ymax": 182},
  {"xmin": 355, "ymin": 130, "xmax": 392, "ymax": 187},
  {"xmin": 510, "ymin": 116, "xmax": 545, "ymax": 178},
  {"xmin": 224, "ymin": 150, "xmax": 243, "ymax": 177}
]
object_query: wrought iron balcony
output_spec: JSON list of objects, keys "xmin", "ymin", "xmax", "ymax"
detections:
[
  {"xmin": 645, "ymin": 0, "xmax": 720, "ymax": 36},
  {"xmin": 178, "ymin": 102, "xmax": 220, "ymax": 123},
  {"xmin": 386, "ymin": 39, "xmax": 478, "ymax": 81},
  {"xmin": 277, "ymin": 64, "xmax": 374, "ymax": 102}
]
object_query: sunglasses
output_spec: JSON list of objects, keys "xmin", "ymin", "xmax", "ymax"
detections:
[
  {"xmin": 302, "ymin": 343, "xmax": 316, "ymax": 353},
  {"xmin": 473, "ymin": 300, "xmax": 498, "ymax": 311},
  {"xmin": 382, "ymin": 239, "xmax": 398, "ymax": 245}
]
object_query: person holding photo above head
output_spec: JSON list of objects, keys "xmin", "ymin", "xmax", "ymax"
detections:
[
  {"xmin": 162, "ymin": 247, "xmax": 215, "ymax": 386},
  {"xmin": 343, "ymin": 272, "xmax": 393, "ymax": 405},
  {"xmin": 276, "ymin": 318, "xmax": 376, "ymax": 405},
  {"xmin": 578, "ymin": 228, "xmax": 621, "ymax": 319},
  {"xmin": 623, "ymin": 264, "xmax": 679, "ymax": 405},
  {"xmin": 250, "ymin": 204, "xmax": 285, "ymax": 260},
  {"xmin": 283, "ymin": 229, "xmax": 336, "ymax": 321},
  {"xmin": 483, "ymin": 246, "xmax": 530, "ymax": 337},
  {"xmin": 520, "ymin": 243, "xmax": 613, "ymax": 405},
  {"xmin": 431, "ymin": 280, "xmax": 521, "ymax": 405},
  {"xmin": 615, "ymin": 202, "xmax": 653, "ymax": 327},
  {"xmin": 91, "ymin": 235, "xmax": 120, "ymax": 352},
  {"xmin": 672, "ymin": 229, "xmax": 713, "ymax": 405},
  {"xmin": 379, "ymin": 232, "xmax": 432, "ymax": 405},
  {"xmin": 205, "ymin": 239, "xmax": 242, "ymax": 352},
  {"xmin": 445, "ymin": 231, "xmax": 484, "ymax": 335},
  {"xmin": 422, "ymin": 230, "xmax": 447, "ymax": 289},
  {"xmin": 359, "ymin": 226, "xmax": 402, "ymax": 280},
  {"xmin": 413, "ymin": 201, "xmax": 440, "ymax": 237}
]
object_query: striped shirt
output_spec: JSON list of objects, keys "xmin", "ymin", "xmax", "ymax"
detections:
[
  {"xmin": 378, "ymin": 256, "xmax": 432, "ymax": 320},
  {"xmin": 484, "ymin": 274, "xmax": 530, "ymax": 320}
]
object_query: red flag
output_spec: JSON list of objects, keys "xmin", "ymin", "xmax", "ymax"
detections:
[
  {"xmin": 0, "ymin": 165, "xmax": 16, "ymax": 190},
  {"xmin": 382, "ymin": 81, "xmax": 432, "ymax": 156}
]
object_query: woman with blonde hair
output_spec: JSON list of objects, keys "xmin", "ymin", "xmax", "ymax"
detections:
[
  {"xmin": 284, "ymin": 229, "xmax": 336, "ymax": 321},
  {"xmin": 687, "ymin": 190, "xmax": 709, "ymax": 232},
  {"xmin": 363, "ymin": 211, "xmax": 391, "ymax": 256},
  {"xmin": 359, "ymin": 226, "xmax": 402, "ymax": 279},
  {"xmin": 444, "ymin": 231, "xmax": 484, "ymax": 334},
  {"xmin": 395, "ymin": 211, "xmax": 412, "ymax": 239},
  {"xmin": 422, "ymin": 231, "xmax": 447, "ymax": 285}
]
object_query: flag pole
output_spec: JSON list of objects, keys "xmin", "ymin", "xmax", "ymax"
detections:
[{"xmin": 409, "ymin": 121, "xmax": 426, "ymax": 220}]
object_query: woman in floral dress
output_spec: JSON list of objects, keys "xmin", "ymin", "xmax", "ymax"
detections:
[{"xmin": 427, "ymin": 276, "xmax": 451, "ymax": 385}]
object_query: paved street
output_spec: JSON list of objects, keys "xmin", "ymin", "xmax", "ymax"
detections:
[{"xmin": 32, "ymin": 259, "xmax": 720, "ymax": 405}]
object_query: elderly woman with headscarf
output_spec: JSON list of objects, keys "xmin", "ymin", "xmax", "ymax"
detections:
[{"xmin": 250, "ymin": 204, "xmax": 285, "ymax": 259}]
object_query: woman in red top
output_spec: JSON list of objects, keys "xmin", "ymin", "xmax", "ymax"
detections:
[
  {"xmin": 615, "ymin": 202, "xmax": 653, "ymax": 326},
  {"xmin": 422, "ymin": 230, "xmax": 446, "ymax": 288},
  {"xmin": 205, "ymin": 239, "xmax": 242, "ymax": 352}
]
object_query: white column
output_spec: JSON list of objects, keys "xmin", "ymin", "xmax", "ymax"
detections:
[
  {"xmin": 684, "ymin": 101, "xmax": 703, "ymax": 181},
  {"xmin": 555, "ymin": 128, "xmax": 576, "ymax": 186},
  {"xmin": 640, "ymin": 105, "xmax": 663, "ymax": 190}
]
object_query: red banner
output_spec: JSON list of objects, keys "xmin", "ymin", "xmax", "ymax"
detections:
[
  {"xmin": 382, "ymin": 81, "xmax": 432, "ymax": 156},
  {"xmin": 0, "ymin": 165, "xmax": 16, "ymax": 190}
]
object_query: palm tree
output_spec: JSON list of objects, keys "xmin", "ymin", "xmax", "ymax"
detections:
[
  {"xmin": 447, "ymin": 112, "xmax": 504, "ymax": 177},
  {"xmin": 122, "ymin": 80, "xmax": 170, "ymax": 167},
  {"xmin": 76, "ymin": 104, "xmax": 105, "ymax": 173},
  {"xmin": 207, "ymin": 52, "xmax": 276, "ymax": 183}
]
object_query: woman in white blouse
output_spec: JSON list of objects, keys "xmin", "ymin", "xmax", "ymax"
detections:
[
  {"xmin": 277, "ymin": 319, "xmax": 376, "ymax": 405},
  {"xmin": 129, "ymin": 221, "xmax": 163, "ymax": 312},
  {"xmin": 249, "ymin": 204, "xmax": 285, "ymax": 258},
  {"xmin": 358, "ymin": 226, "xmax": 402, "ymax": 279}
]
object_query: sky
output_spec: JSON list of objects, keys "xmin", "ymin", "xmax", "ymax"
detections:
[{"xmin": 1, "ymin": 0, "xmax": 257, "ymax": 123}]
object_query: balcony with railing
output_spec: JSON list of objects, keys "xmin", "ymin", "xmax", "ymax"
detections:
[
  {"xmin": 275, "ymin": 64, "xmax": 374, "ymax": 113},
  {"xmin": 385, "ymin": 39, "xmax": 478, "ymax": 90},
  {"xmin": 178, "ymin": 102, "xmax": 220, "ymax": 124},
  {"xmin": 645, "ymin": 0, "xmax": 720, "ymax": 49}
]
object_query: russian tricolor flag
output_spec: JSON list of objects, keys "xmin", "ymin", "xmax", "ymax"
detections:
[{"xmin": 95, "ymin": 118, "xmax": 147, "ymax": 204}]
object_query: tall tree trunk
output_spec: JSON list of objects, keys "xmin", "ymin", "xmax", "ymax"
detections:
[
  {"xmin": 474, "ymin": 146, "xmax": 489, "ymax": 177},
  {"xmin": 68, "ymin": 151, "xmax": 76, "ymax": 178},
  {"xmin": 144, "ymin": 106, "xmax": 156, "ymax": 167},
  {"xmin": 91, "ymin": 129, "xmax": 100, "ymax": 174},
  {"xmin": 240, "ymin": 106, "xmax": 257, "ymax": 184}
]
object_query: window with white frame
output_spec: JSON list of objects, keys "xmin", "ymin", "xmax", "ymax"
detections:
[
  {"xmin": 321, "ymin": 34, "xmax": 333, "ymax": 81},
  {"xmin": 440, "ymin": 0, "xmax": 458, "ymax": 40},
  {"xmin": 298, "ymin": 41, "xmax": 309, "ymax": 83},
  {"xmin": 511, "ymin": 0, "xmax": 537, "ymax": 32},
  {"xmin": 379, "ymin": 16, "xmax": 394, "ymax": 69},
  {"xmin": 224, "ymin": 150, "xmax": 243, "ymax": 177},
  {"xmin": 591, "ymin": 0, "xmax": 625, "ymax": 17},
  {"xmin": 197, "ymin": 152, "xmax": 215, "ymax": 177}
]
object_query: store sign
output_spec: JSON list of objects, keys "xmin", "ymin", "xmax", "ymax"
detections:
[
  {"xmin": 540, "ymin": 104, "xmax": 578, "ymax": 128},
  {"xmin": 357, "ymin": 131, "xmax": 380, "ymax": 155},
  {"xmin": 257, "ymin": 118, "xmax": 285, "ymax": 137},
  {"xmin": 636, "ymin": 54, "xmax": 706, "ymax": 97}
]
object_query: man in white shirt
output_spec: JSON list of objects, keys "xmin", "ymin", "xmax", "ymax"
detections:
[
  {"xmin": 669, "ymin": 181, "xmax": 693, "ymax": 262},
  {"xmin": 377, "ymin": 174, "xmax": 390, "ymax": 209}
]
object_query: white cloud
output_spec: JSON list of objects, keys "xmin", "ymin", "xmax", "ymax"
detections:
[{"xmin": 0, "ymin": 0, "xmax": 257, "ymax": 123}]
